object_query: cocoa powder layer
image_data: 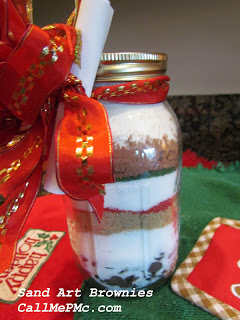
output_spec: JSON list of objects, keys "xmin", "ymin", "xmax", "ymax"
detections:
[
  {"xmin": 113, "ymin": 134, "xmax": 178, "ymax": 180},
  {"xmin": 69, "ymin": 202, "xmax": 177, "ymax": 235}
]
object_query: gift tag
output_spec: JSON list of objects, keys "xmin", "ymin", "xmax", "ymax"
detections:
[{"xmin": 171, "ymin": 217, "xmax": 240, "ymax": 319}]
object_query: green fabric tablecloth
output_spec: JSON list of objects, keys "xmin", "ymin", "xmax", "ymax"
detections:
[{"xmin": 75, "ymin": 165, "xmax": 240, "ymax": 320}]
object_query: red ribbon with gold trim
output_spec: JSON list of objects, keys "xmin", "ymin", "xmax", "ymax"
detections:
[
  {"xmin": 56, "ymin": 87, "xmax": 114, "ymax": 221},
  {"xmin": 0, "ymin": 0, "xmax": 77, "ymax": 273},
  {"xmin": 91, "ymin": 76, "xmax": 170, "ymax": 104},
  {"xmin": 0, "ymin": 0, "xmax": 114, "ymax": 273},
  {"xmin": 0, "ymin": 0, "xmax": 170, "ymax": 275}
]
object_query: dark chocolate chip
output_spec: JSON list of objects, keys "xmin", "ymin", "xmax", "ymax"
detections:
[
  {"xmin": 119, "ymin": 269, "xmax": 128, "ymax": 274},
  {"xmin": 155, "ymin": 253, "xmax": 165, "ymax": 261},
  {"xmin": 104, "ymin": 275, "xmax": 138, "ymax": 288},
  {"xmin": 124, "ymin": 275, "xmax": 138, "ymax": 286},
  {"xmin": 104, "ymin": 276, "xmax": 128, "ymax": 288},
  {"xmin": 148, "ymin": 262, "xmax": 163, "ymax": 275},
  {"xmin": 105, "ymin": 267, "xmax": 114, "ymax": 269}
]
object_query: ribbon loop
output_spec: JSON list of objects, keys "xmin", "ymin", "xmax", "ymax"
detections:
[
  {"xmin": 0, "ymin": 23, "xmax": 76, "ymax": 124},
  {"xmin": 0, "ymin": 0, "xmax": 114, "ymax": 273}
]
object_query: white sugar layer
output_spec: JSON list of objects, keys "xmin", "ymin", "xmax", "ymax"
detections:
[{"xmin": 71, "ymin": 170, "xmax": 178, "ymax": 212}]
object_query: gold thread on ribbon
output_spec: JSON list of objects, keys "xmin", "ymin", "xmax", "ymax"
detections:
[
  {"xmin": 0, "ymin": 181, "xmax": 28, "ymax": 235},
  {"xmin": 67, "ymin": 0, "xmax": 80, "ymax": 26},
  {"xmin": 74, "ymin": 29, "xmax": 82, "ymax": 69},
  {"xmin": 9, "ymin": 31, "xmax": 65, "ymax": 115},
  {"xmin": 0, "ymin": 180, "xmax": 31, "ymax": 274},
  {"xmin": 8, "ymin": 30, "xmax": 15, "ymax": 42},
  {"xmin": 0, "ymin": 134, "xmax": 26, "ymax": 153},
  {"xmin": 26, "ymin": 0, "xmax": 33, "ymax": 23},
  {"xmin": 74, "ymin": 0, "xmax": 80, "ymax": 25},
  {"xmin": 67, "ymin": 11, "xmax": 76, "ymax": 26},
  {"xmin": 67, "ymin": 0, "xmax": 82, "ymax": 69},
  {"xmin": 66, "ymin": 74, "xmax": 82, "ymax": 86},
  {"xmin": 75, "ymin": 107, "xmax": 94, "ymax": 181},
  {"xmin": 0, "ymin": 137, "xmax": 42, "ymax": 186}
]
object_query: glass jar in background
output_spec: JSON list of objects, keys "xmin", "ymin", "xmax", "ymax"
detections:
[{"xmin": 66, "ymin": 52, "xmax": 182, "ymax": 291}]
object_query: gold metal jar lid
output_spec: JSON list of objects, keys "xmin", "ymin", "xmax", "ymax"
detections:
[{"xmin": 95, "ymin": 52, "xmax": 167, "ymax": 81}]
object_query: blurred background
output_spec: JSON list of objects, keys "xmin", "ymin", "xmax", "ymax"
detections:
[
  {"xmin": 33, "ymin": 0, "xmax": 240, "ymax": 160},
  {"xmin": 33, "ymin": 0, "xmax": 240, "ymax": 96}
]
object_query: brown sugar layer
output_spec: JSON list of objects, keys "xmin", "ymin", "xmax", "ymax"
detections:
[
  {"xmin": 113, "ymin": 134, "xmax": 178, "ymax": 181},
  {"xmin": 70, "ymin": 200, "xmax": 177, "ymax": 235}
]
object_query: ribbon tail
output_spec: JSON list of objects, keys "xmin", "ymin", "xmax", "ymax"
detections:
[
  {"xmin": 56, "ymin": 92, "xmax": 114, "ymax": 222},
  {"xmin": 0, "ymin": 162, "xmax": 42, "ymax": 274}
]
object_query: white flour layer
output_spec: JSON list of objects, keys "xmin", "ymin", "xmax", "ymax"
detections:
[{"xmin": 103, "ymin": 100, "xmax": 178, "ymax": 148}]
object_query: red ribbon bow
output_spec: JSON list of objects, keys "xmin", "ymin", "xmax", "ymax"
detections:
[
  {"xmin": 0, "ymin": 0, "xmax": 114, "ymax": 273},
  {"xmin": 0, "ymin": 0, "xmax": 171, "ymax": 275}
]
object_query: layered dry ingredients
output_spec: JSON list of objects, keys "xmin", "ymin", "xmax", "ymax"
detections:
[{"xmin": 67, "ymin": 101, "xmax": 181, "ymax": 290}]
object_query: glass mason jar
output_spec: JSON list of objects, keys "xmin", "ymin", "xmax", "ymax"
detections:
[{"xmin": 66, "ymin": 52, "xmax": 182, "ymax": 291}]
